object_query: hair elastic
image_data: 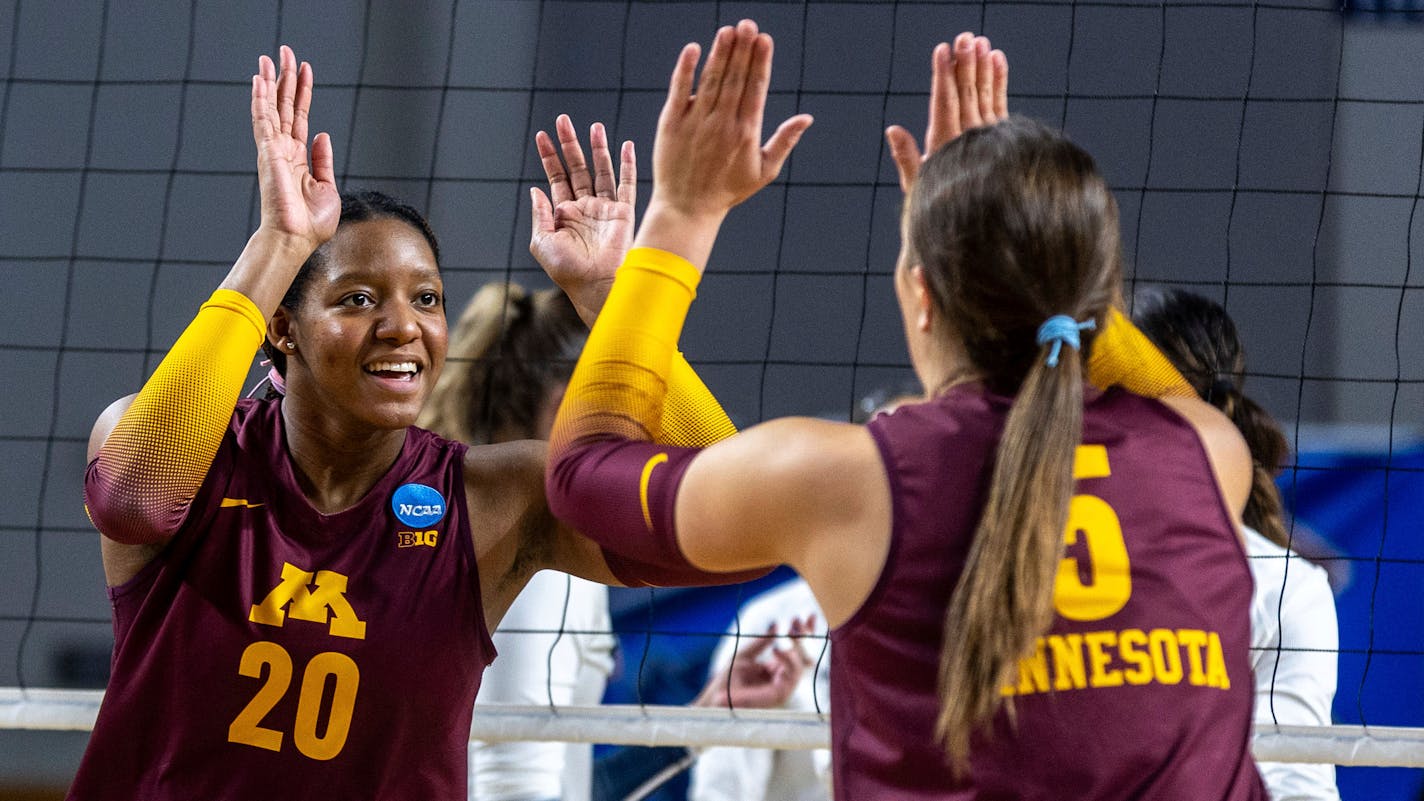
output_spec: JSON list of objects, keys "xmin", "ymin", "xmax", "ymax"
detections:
[
  {"xmin": 1036, "ymin": 315, "xmax": 1097, "ymax": 367},
  {"xmin": 1209, "ymin": 377, "xmax": 1236, "ymax": 403}
]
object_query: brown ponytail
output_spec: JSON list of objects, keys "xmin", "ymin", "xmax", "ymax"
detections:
[
  {"xmin": 418, "ymin": 282, "xmax": 584, "ymax": 445},
  {"xmin": 1131, "ymin": 287, "xmax": 1291, "ymax": 548},
  {"xmin": 906, "ymin": 117, "xmax": 1120, "ymax": 769}
]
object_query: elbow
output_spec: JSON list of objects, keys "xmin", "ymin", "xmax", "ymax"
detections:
[{"xmin": 84, "ymin": 455, "xmax": 180, "ymax": 546}]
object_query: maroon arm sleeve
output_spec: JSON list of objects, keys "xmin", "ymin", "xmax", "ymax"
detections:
[{"xmin": 547, "ymin": 437, "xmax": 769, "ymax": 588}]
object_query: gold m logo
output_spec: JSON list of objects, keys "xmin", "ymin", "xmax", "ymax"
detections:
[{"xmin": 249, "ymin": 562, "xmax": 367, "ymax": 640}]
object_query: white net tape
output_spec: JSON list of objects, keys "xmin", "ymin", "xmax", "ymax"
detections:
[{"xmin": 5, "ymin": 687, "xmax": 1421, "ymax": 767}]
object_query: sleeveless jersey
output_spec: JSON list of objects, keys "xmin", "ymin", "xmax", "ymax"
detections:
[
  {"xmin": 833, "ymin": 385, "xmax": 1266, "ymax": 801},
  {"xmin": 69, "ymin": 398, "xmax": 495, "ymax": 801}
]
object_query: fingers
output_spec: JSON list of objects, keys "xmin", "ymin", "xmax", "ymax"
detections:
[
  {"xmin": 589, "ymin": 122, "xmax": 617, "ymax": 200},
  {"xmin": 787, "ymin": 615, "xmax": 817, "ymax": 666},
  {"xmin": 738, "ymin": 31, "xmax": 774, "ymax": 124},
  {"xmin": 662, "ymin": 42, "xmax": 701, "ymax": 123},
  {"xmin": 991, "ymin": 49, "xmax": 1009, "ymax": 120},
  {"xmin": 954, "ymin": 33, "xmax": 982, "ymax": 129},
  {"xmin": 923, "ymin": 41, "xmax": 959, "ymax": 155},
  {"xmin": 695, "ymin": 25, "xmax": 737, "ymax": 111},
  {"xmin": 736, "ymin": 624, "xmax": 780, "ymax": 661},
  {"xmin": 885, "ymin": 125, "xmax": 923, "ymax": 193},
  {"xmin": 716, "ymin": 20, "xmax": 760, "ymax": 114},
  {"xmin": 310, "ymin": 132, "xmax": 335, "ymax": 187},
  {"xmin": 535, "ymin": 129, "xmax": 572, "ymax": 205},
  {"xmin": 251, "ymin": 56, "xmax": 276, "ymax": 142},
  {"xmin": 292, "ymin": 60, "xmax": 313, "ymax": 148},
  {"xmin": 618, "ymin": 139, "xmax": 637, "ymax": 207},
  {"xmin": 975, "ymin": 37, "xmax": 996, "ymax": 123},
  {"xmin": 276, "ymin": 45, "xmax": 298, "ymax": 136},
  {"xmin": 760, "ymin": 113, "xmax": 814, "ymax": 184},
  {"xmin": 555, "ymin": 114, "xmax": 593, "ymax": 198}
]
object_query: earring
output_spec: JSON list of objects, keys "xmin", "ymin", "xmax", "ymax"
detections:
[{"xmin": 285, "ymin": 339, "xmax": 297, "ymax": 351}]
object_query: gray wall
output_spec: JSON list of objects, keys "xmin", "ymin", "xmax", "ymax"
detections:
[{"xmin": 1, "ymin": 0, "xmax": 1421, "ymax": 790}]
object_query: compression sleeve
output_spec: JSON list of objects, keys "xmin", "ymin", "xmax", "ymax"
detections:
[
  {"xmin": 1087, "ymin": 308, "xmax": 1196, "ymax": 398},
  {"xmin": 661, "ymin": 354, "xmax": 737, "ymax": 446},
  {"xmin": 548, "ymin": 247, "xmax": 769, "ymax": 586},
  {"xmin": 84, "ymin": 289, "xmax": 266, "ymax": 544}
]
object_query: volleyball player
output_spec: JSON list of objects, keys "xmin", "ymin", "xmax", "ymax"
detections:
[
  {"xmin": 71, "ymin": 46, "xmax": 753, "ymax": 800},
  {"xmin": 545, "ymin": 20, "xmax": 1267, "ymax": 799},
  {"xmin": 1134, "ymin": 288, "xmax": 1341, "ymax": 801}
]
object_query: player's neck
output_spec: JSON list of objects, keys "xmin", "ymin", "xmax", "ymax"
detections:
[{"xmin": 280, "ymin": 401, "xmax": 407, "ymax": 515}]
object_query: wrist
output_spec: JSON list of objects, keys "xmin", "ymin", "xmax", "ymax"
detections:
[
  {"xmin": 249, "ymin": 226, "xmax": 321, "ymax": 263},
  {"xmin": 219, "ymin": 228, "xmax": 322, "ymax": 316},
  {"xmin": 631, "ymin": 200, "xmax": 727, "ymax": 272}
]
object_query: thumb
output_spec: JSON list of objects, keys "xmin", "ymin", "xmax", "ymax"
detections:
[
  {"xmin": 885, "ymin": 125, "xmax": 922, "ymax": 194},
  {"xmin": 760, "ymin": 113, "xmax": 814, "ymax": 184},
  {"xmin": 529, "ymin": 187, "xmax": 555, "ymax": 250}
]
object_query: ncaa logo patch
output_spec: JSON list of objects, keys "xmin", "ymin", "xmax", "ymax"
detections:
[{"xmin": 392, "ymin": 483, "xmax": 446, "ymax": 528}]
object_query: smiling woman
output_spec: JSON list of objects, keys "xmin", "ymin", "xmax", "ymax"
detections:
[
  {"xmin": 68, "ymin": 45, "xmax": 755, "ymax": 801},
  {"xmin": 265, "ymin": 197, "xmax": 448, "ymax": 445}
]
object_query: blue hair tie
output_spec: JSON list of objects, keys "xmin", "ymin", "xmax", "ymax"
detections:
[{"xmin": 1036, "ymin": 315, "xmax": 1097, "ymax": 367}]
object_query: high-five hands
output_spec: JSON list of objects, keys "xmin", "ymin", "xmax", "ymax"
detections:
[
  {"xmin": 529, "ymin": 114, "xmax": 637, "ymax": 324},
  {"xmin": 634, "ymin": 19, "xmax": 814, "ymax": 268},
  {"xmin": 885, "ymin": 32, "xmax": 1008, "ymax": 193},
  {"xmin": 250, "ymin": 45, "xmax": 340, "ymax": 255}
]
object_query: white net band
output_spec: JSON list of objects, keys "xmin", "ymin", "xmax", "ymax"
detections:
[{"xmin": 4, "ymin": 688, "xmax": 1421, "ymax": 768}]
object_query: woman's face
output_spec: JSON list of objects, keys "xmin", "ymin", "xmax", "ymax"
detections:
[{"xmin": 282, "ymin": 217, "xmax": 448, "ymax": 434}]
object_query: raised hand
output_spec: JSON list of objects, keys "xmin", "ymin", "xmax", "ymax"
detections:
[
  {"xmin": 634, "ymin": 19, "xmax": 814, "ymax": 268},
  {"xmin": 250, "ymin": 45, "xmax": 340, "ymax": 256},
  {"xmin": 885, "ymin": 32, "xmax": 1008, "ymax": 193},
  {"xmin": 694, "ymin": 615, "xmax": 819, "ymax": 710},
  {"xmin": 529, "ymin": 114, "xmax": 636, "ymax": 324}
]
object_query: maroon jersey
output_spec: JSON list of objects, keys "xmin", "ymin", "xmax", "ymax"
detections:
[
  {"xmin": 70, "ymin": 398, "xmax": 494, "ymax": 800},
  {"xmin": 833, "ymin": 385, "xmax": 1266, "ymax": 800}
]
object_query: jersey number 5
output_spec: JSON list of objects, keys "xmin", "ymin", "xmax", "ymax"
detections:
[
  {"xmin": 1054, "ymin": 445, "xmax": 1131, "ymax": 621},
  {"xmin": 228, "ymin": 641, "xmax": 360, "ymax": 761}
]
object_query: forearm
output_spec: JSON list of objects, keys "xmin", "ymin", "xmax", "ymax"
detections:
[
  {"xmin": 85, "ymin": 287, "xmax": 267, "ymax": 544},
  {"xmin": 220, "ymin": 226, "xmax": 321, "ymax": 319},
  {"xmin": 548, "ymin": 247, "xmax": 765, "ymax": 586}
]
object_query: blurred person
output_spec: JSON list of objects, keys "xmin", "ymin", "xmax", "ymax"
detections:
[
  {"xmin": 1135, "ymin": 287, "xmax": 1340, "ymax": 801},
  {"xmin": 419, "ymin": 282, "xmax": 616, "ymax": 801}
]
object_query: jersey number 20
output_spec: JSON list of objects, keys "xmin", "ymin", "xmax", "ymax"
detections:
[{"xmin": 228, "ymin": 641, "xmax": 360, "ymax": 761}]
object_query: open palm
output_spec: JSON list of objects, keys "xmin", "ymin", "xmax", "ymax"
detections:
[
  {"xmin": 530, "ymin": 116, "xmax": 635, "ymax": 323},
  {"xmin": 251, "ymin": 45, "xmax": 340, "ymax": 253}
]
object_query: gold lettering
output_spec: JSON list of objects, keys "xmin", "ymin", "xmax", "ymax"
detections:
[
  {"xmin": 1176, "ymin": 629, "xmax": 1209, "ymax": 686},
  {"xmin": 1118, "ymin": 629, "xmax": 1153, "ymax": 685},
  {"xmin": 1204, "ymin": 632, "xmax": 1231, "ymax": 689},
  {"xmin": 1084, "ymin": 631, "xmax": 1122, "ymax": 688},
  {"xmin": 1048, "ymin": 634, "xmax": 1087, "ymax": 690},
  {"xmin": 1148, "ymin": 628, "xmax": 1183, "ymax": 685}
]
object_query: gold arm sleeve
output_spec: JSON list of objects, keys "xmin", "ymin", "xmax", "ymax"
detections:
[
  {"xmin": 551, "ymin": 247, "xmax": 712, "ymax": 454},
  {"xmin": 1087, "ymin": 307, "xmax": 1196, "ymax": 398},
  {"xmin": 86, "ymin": 289, "xmax": 266, "ymax": 543},
  {"xmin": 661, "ymin": 354, "xmax": 737, "ymax": 446}
]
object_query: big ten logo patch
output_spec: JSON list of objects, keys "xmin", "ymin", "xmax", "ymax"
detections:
[
  {"xmin": 249, "ymin": 562, "xmax": 367, "ymax": 640},
  {"xmin": 397, "ymin": 530, "xmax": 439, "ymax": 548}
]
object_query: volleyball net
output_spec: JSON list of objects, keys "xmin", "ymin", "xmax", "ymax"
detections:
[{"xmin": 3, "ymin": 0, "xmax": 1423, "ymax": 795}]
